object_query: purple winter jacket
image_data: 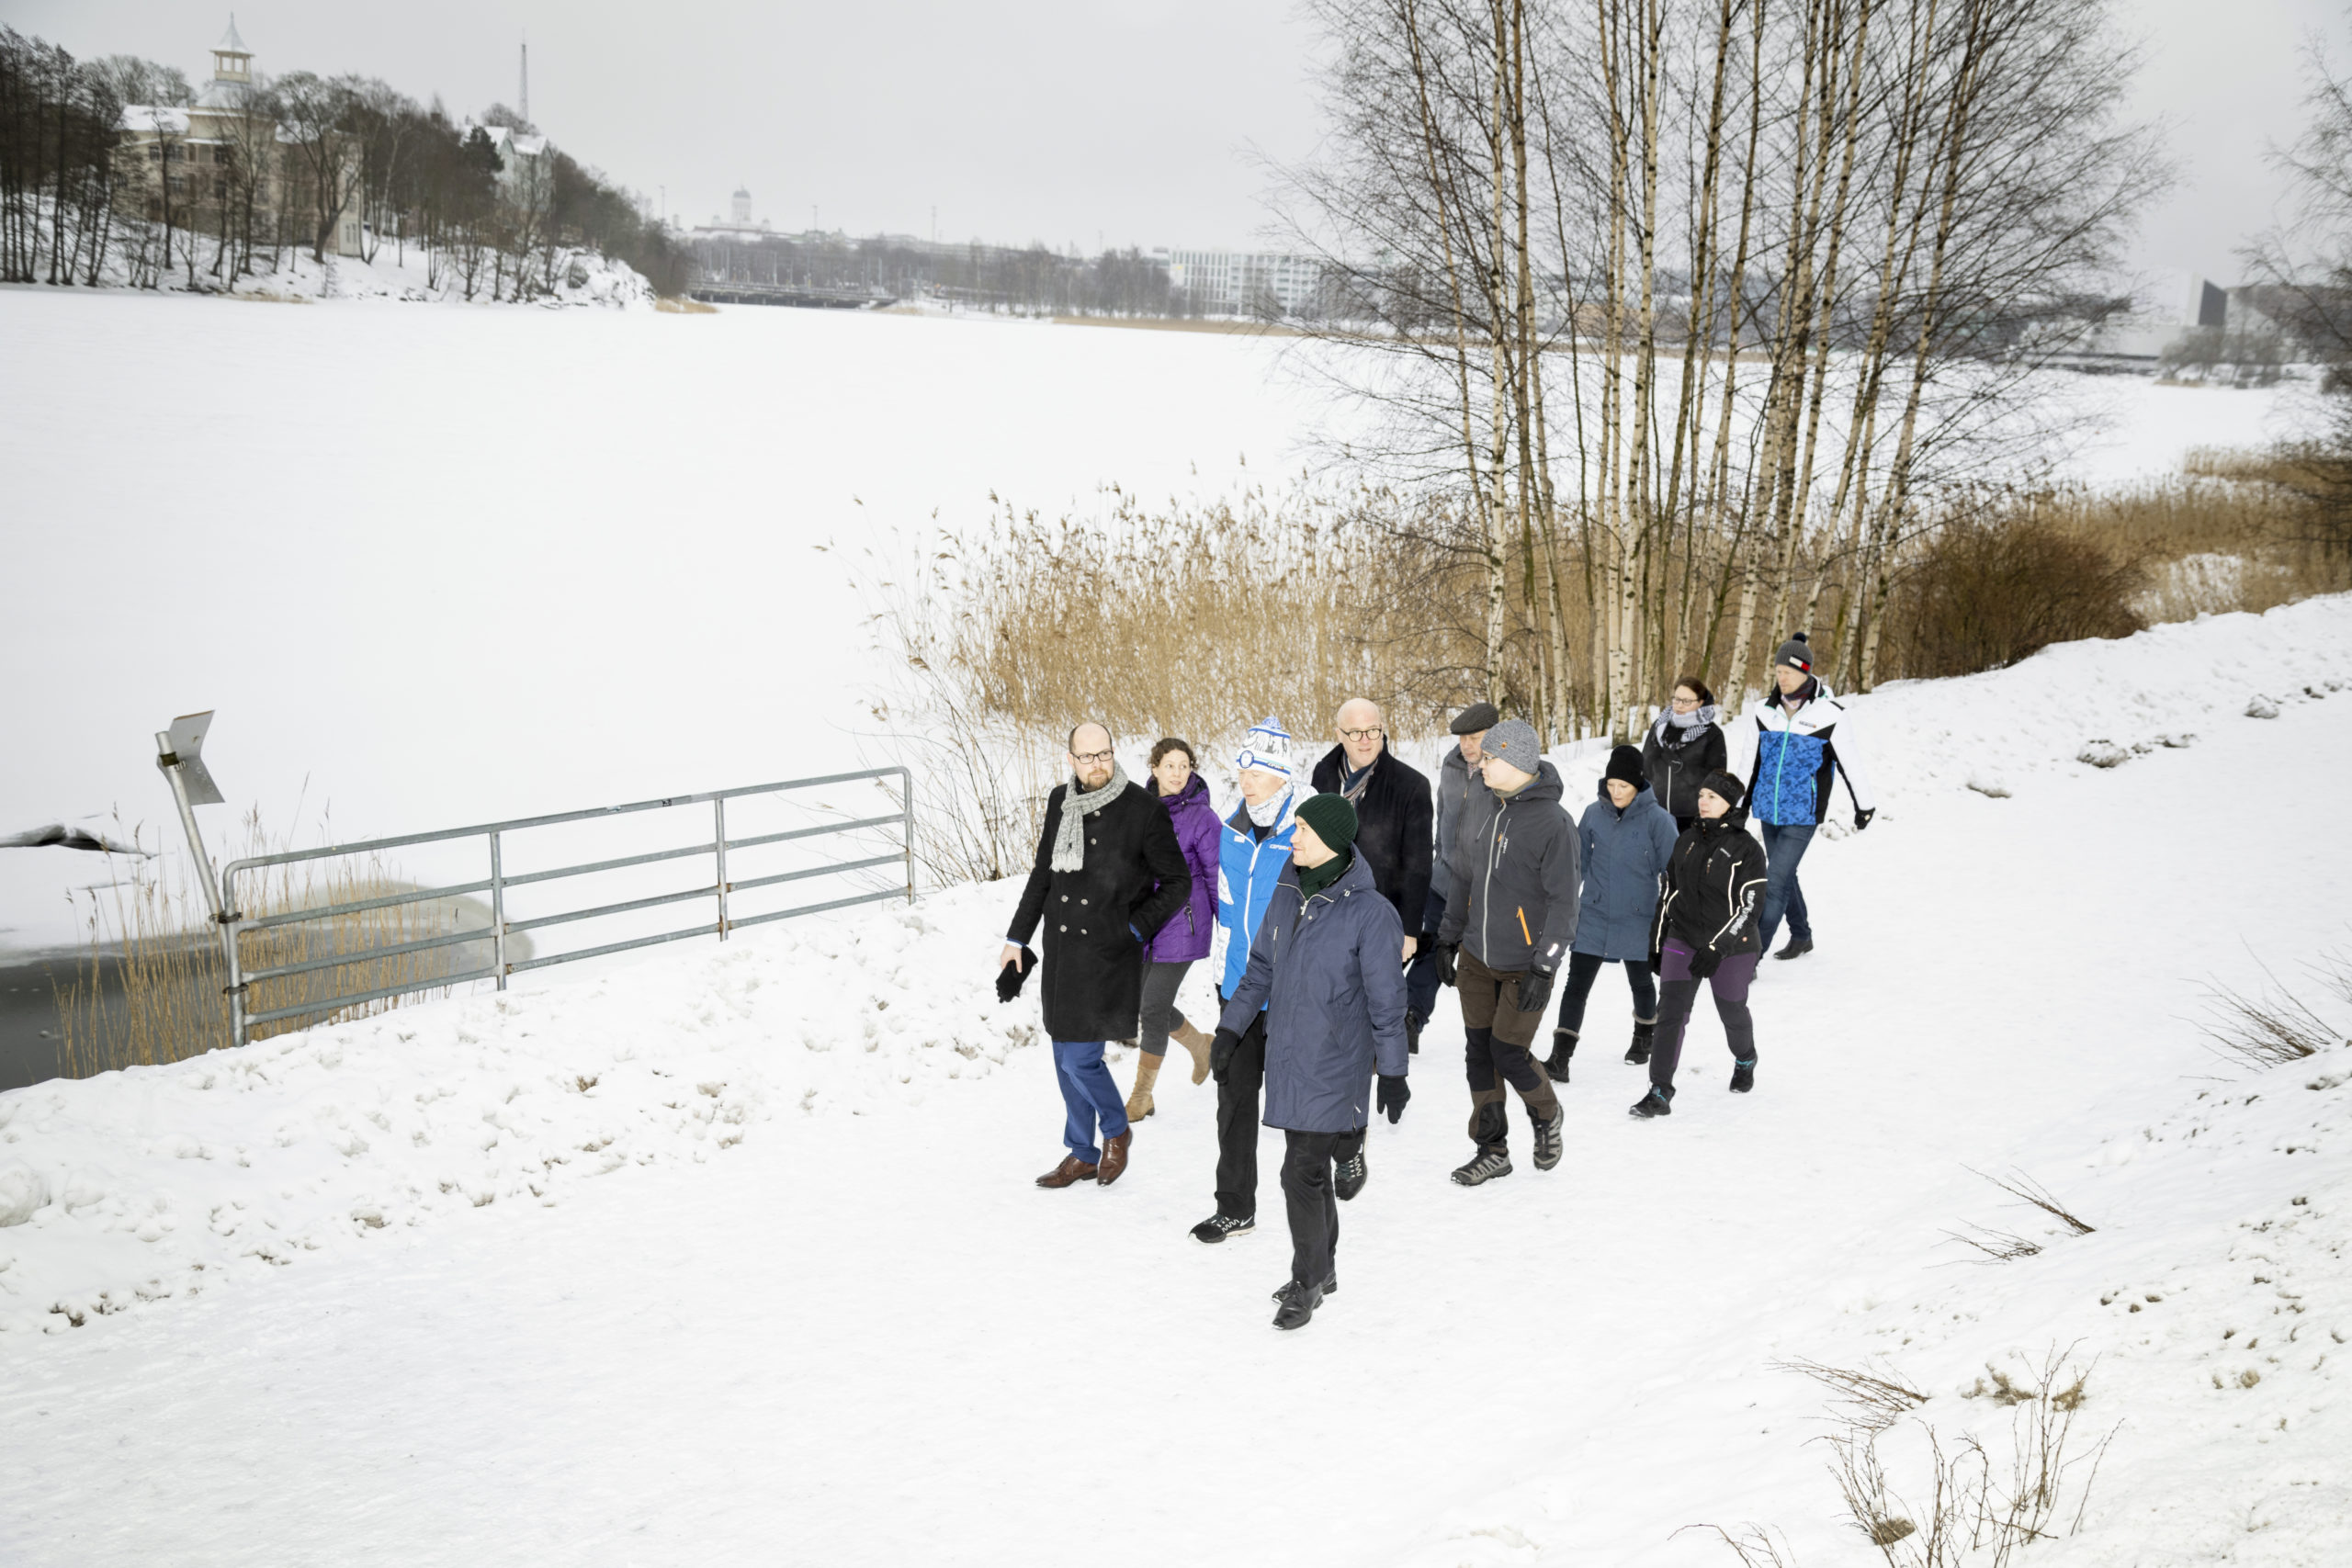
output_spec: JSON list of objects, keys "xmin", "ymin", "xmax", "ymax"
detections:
[{"xmin": 1146, "ymin": 773, "xmax": 1221, "ymax": 963}]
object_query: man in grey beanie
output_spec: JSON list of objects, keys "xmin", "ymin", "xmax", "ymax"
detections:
[{"xmin": 1433, "ymin": 717, "xmax": 1578, "ymax": 1186}]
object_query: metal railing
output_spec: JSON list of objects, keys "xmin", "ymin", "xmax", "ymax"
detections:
[{"xmin": 215, "ymin": 767, "xmax": 913, "ymax": 1048}]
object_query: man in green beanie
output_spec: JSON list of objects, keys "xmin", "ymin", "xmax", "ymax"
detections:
[{"xmin": 1212, "ymin": 790, "xmax": 1412, "ymax": 1330}]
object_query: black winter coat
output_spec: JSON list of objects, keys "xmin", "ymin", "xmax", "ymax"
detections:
[
  {"xmin": 1309, "ymin": 742, "xmax": 1434, "ymax": 931},
  {"xmin": 1641, "ymin": 716, "xmax": 1728, "ymax": 823},
  {"xmin": 1007, "ymin": 778, "xmax": 1192, "ymax": 1041},
  {"xmin": 1649, "ymin": 813, "xmax": 1769, "ymax": 961},
  {"xmin": 1437, "ymin": 760, "xmax": 1580, "ymax": 974}
]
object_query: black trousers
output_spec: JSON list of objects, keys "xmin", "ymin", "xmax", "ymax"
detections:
[
  {"xmin": 1555, "ymin": 950, "xmax": 1659, "ymax": 1033},
  {"xmin": 1281, "ymin": 1130, "xmax": 1343, "ymax": 1289},
  {"xmin": 1464, "ymin": 1025, "xmax": 1557, "ymax": 1155},
  {"xmin": 1213, "ymin": 1007, "xmax": 1270, "ymax": 1220}
]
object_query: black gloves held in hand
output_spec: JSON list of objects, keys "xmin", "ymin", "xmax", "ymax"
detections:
[
  {"xmin": 1209, "ymin": 1025, "xmax": 1242, "ymax": 1081},
  {"xmin": 995, "ymin": 946, "xmax": 1036, "ymax": 1003},
  {"xmin": 1854, "ymin": 807, "xmax": 1876, "ymax": 831},
  {"xmin": 1377, "ymin": 1074, "xmax": 1411, "ymax": 1124},
  {"xmin": 1435, "ymin": 942, "xmax": 1460, "ymax": 987},
  {"xmin": 1687, "ymin": 945, "xmax": 1724, "ymax": 980},
  {"xmin": 1513, "ymin": 965, "xmax": 1555, "ymax": 1016}
]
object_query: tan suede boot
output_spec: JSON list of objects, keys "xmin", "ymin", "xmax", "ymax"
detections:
[
  {"xmin": 1125, "ymin": 1051, "xmax": 1163, "ymax": 1122},
  {"xmin": 1170, "ymin": 1019, "xmax": 1216, "ymax": 1085}
]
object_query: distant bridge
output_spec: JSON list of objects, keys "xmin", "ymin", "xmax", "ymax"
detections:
[{"xmin": 686, "ymin": 280, "xmax": 897, "ymax": 310}]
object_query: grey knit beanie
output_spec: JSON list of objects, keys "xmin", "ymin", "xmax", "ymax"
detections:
[
  {"xmin": 1484, "ymin": 718, "xmax": 1542, "ymax": 775},
  {"xmin": 1773, "ymin": 634, "xmax": 1815, "ymax": 673}
]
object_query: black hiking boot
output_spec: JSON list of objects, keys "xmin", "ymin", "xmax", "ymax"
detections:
[
  {"xmin": 1190, "ymin": 1213, "xmax": 1255, "ymax": 1244},
  {"xmin": 1730, "ymin": 1060, "xmax": 1755, "ymax": 1093},
  {"xmin": 1772, "ymin": 937, "xmax": 1814, "ymax": 961},
  {"xmin": 1544, "ymin": 1028, "xmax": 1577, "ymax": 1083},
  {"xmin": 1272, "ymin": 1273, "xmax": 1338, "ymax": 1301},
  {"xmin": 1335, "ymin": 1145, "xmax": 1369, "ymax": 1201},
  {"xmin": 1629, "ymin": 1085, "xmax": 1674, "ymax": 1119},
  {"xmin": 1272, "ymin": 1280, "xmax": 1325, "ymax": 1330},
  {"xmin": 1532, "ymin": 1110, "xmax": 1564, "ymax": 1171},
  {"xmin": 1451, "ymin": 1148, "xmax": 1513, "ymax": 1186},
  {"xmin": 1624, "ymin": 1017, "xmax": 1655, "ymax": 1066}
]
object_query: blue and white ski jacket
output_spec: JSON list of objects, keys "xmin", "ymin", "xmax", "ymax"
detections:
[
  {"xmin": 1215, "ymin": 790, "xmax": 1300, "ymax": 1001},
  {"xmin": 1743, "ymin": 684, "xmax": 1875, "ymax": 828}
]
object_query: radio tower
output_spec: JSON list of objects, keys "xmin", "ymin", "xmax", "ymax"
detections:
[{"xmin": 519, "ymin": 36, "xmax": 529, "ymax": 125}]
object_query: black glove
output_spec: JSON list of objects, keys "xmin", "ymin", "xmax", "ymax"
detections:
[
  {"xmin": 1647, "ymin": 948, "xmax": 1664, "ymax": 976},
  {"xmin": 1377, "ymin": 1074, "xmax": 1411, "ymax": 1124},
  {"xmin": 995, "ymin": 945, "xmax": 1035, "ymax": 1003},
  {"xmin": 1854, "ymin": 807, "xmax": 1875, "ymax": 832},
  {"xmin": 1209, "ymin": 1026, "xmax": 1241, "ymax": 1082},
  {"xmin": 1688, "ymin": 945, "xmax": 1724, "ymax": 980},
  {"xmin": 1435, "ymin": 942, "xmax": 1460, "ymax": 987},
  {"xmin": 1514, "ymin": 965, "xmax": 1555, "ymax": 1016}
]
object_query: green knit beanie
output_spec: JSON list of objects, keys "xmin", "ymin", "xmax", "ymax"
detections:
[{"xmin": 1295, "ymin": 791, "xmax": 1359, "ymax": 852}]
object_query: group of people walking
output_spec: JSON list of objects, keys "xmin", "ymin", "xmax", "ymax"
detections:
[{"xmin": 996, "ymin": 634, "xmax": 1874, "ymax": 1331}]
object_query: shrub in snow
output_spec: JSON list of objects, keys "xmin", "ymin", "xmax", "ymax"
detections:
[
  {"xmin": 1966, "ymin": 775, "xmax": 2013, "ymax": 797},
  {"xmin": 2077, "ymin": 739, "xmax": 2132, "ymax": 769},
  {"xmin": 2246, "ymin": 694, "xmax": 2281, "ymax": 718}
]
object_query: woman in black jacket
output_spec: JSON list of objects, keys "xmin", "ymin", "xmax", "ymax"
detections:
[
  {"xmin": 1641, "ymin": 675, "xmax": 1729, "ymax": 831},
  {"xmin": 1632, "ymin": 769, "xmax": 1767, "ymax": 1120}
]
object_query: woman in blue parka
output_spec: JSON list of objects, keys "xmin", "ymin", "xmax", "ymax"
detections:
[
  {"xmin": 1544, "ymin": 745, "xmax": 1680, "ymax": 1083},
  {"xmin": 1214, "ymin": 792, "xmax": 1411, "ymax": 1332}
]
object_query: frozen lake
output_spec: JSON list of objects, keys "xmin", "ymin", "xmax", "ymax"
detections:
[{"xmin": 0, "ymin": 288, "xmax": 2312, "ymax": 954}]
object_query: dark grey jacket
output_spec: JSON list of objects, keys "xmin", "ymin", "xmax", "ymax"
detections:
[
  {"xmin": 1574, "ymin": 781, "xmax": 1682, "ymax": 962},
  {"xmin": 1641, "ymin": 713, "xmax": 1728, "ymax": 822},
  {"xmin": 1218, "ymin": 851, "xmax": 1410, "ymax": 1134},
  {"xmin": 1431, "ymin": 743, "xmax": 1495, "ymax": 919},
  {"xmin": 1437, "ymin": 760, "xmax": 1579, "ymax": 975}
]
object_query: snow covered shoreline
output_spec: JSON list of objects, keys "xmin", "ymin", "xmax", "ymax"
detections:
[{"xmin": 3, "ymin": 597, "xmax": 2349, "ymax": 1564}]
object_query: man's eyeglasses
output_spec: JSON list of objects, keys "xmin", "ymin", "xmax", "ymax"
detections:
[
  {"xmin": 1071, "ymin": 749, "xmax": 1116, "ymax": 766},
  {"xmin": 1340, "ymin": 727, "xmax": 1385, "ymax": 742}
]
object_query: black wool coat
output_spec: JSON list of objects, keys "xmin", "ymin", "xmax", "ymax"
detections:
[
  {"xmin": 1309, "ymin": 742, "xmax": 1434, "ymax": 932},
  {"xmin": 1007, "ymin": 778, "xmax": 1192, "ymax": 1042}
]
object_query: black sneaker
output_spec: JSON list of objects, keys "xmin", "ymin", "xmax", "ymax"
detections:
[
  {"xmin": 1544, "ymin": 1028, "xmax": 1577, "ymax": 1083},
  {"xmin": 1272, "ymin": 1273, "xmax": 1338, "ymax": 1301},
  {"xmin": 1335, "ymin": 1147, "xmax": 1368, "ymax": 1201},
  {"xmin": 1772, "ymin": 937, "xmax": 1814, "ymax": 961},
  {"xmin": 1730, "ymin": 1060, "xmax": 1755, "ymax": 1093},
  {"xmin": 1451, "ymin": 1148, "xmax": 1513, "ymax": 1186},
  {"xmin": 1272, "ymin": 1280, "xmax": 1324, "ymax": 1330},
  {"xmin": 1629, "ymin": 1086, "xmax": 1674, "ymax": 1119},
  {"xmin": 1532, "ymin": 1111, "xmax": 1564, "ymax": 1171},
  {"xmin": 1190, "ymin": 1213, "xmax": 1255, "ymax": 1244}
]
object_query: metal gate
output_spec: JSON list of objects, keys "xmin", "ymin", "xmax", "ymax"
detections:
[{"xmin": 214, "ymin": 767, "xmax": 913, "ymax": 1048}]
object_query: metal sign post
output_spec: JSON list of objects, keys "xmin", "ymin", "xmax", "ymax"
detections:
[{"xmin": 155, "ymin": 710, "xmax": 240, "ymax": 1048}]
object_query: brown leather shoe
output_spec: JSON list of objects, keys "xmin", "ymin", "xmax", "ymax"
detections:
[
  {"xmin": 1097, "ymin": 1129, "xmax": 1133, "ymax": 1186},
  {"xmin": 1035, "ymin": 1155, "xmax": 1099, "ymax": 1189}
]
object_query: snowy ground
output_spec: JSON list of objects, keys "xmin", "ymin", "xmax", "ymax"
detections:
[{"xmin": 1, "ymin": 597, "xmax": 2347, "ymax": 1564}]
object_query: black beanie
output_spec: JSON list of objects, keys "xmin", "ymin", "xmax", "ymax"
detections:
[
  {"xmin": 1605, "ymin": 744, "xmax": 1646, "ymax": 788},
  {"xmin": 1295, "ymin": 791, "xmax": 1359, "ymax": 852},
  {"xmin": 1699, "ymin": 770, "xmax": 1747, "ymax": 810}
]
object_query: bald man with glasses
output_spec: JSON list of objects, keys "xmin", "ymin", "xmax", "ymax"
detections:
[{"xmin": 1003, "ymin": 722, "xmax": 1193, "ymax": 1190}]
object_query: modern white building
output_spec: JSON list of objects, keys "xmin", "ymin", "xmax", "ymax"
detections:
[{"xmin": 1158, "ymin": 248, "xmax": 1324, "ymax": 317}]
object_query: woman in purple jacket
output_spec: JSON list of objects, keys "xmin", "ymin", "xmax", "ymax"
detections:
[{"xmin": 1126, "ymin": 738, "xmax": 1225, "ymax": 1119}]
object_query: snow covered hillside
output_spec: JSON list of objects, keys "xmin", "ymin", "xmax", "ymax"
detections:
[{"xmin": 1, "ymin": 597, "xmax": 2347, "ymax": 1565}]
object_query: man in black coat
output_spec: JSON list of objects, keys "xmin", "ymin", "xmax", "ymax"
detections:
[
  {"xmin": 1001, "ymin": 723, "xmax": 1192, "ymax": 1190},
  {"xmin": 1308, "ymin": 697, "xmax": 1433, "ymax": 1201}
]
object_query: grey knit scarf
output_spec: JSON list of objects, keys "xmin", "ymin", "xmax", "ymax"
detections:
[{"xmin": 1051, "ymin": 762, "xmax": 1128, "ymax": 873}]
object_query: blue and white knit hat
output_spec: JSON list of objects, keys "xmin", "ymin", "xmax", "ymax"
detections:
[{"xmin": 1235, "ymin": 716, "xmax": 1295, "ymax": 779}]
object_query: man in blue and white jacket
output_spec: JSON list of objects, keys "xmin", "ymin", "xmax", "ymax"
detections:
[
  {"xmin": 1742, "ymin": 635, "xmax": 1876, "ymax": 961},
  {"xmin": 1190, "ymin": 717, "xmax": 1302, "ymax": 1245}
]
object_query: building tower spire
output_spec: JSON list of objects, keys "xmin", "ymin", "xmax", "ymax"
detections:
[
  {"xmin": 519, "ymin": 36, "xmax": 529, "ymax": 125},
  {"xmin": 212, "ymin": 15, "xmax": 252, "ymax": 84}
]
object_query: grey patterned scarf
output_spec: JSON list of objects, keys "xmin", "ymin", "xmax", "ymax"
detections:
[{"xmin": 1051, "ymin": 762, "xmax": 1128, "ymax": 873}]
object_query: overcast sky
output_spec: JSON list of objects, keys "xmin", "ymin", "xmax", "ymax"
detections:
[{"xmin": 5, "ymin": 0, "xmax": 2340, "ymax": 284}]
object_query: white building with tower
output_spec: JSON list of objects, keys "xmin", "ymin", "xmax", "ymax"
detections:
[{"xmin": 1158, "ymin": 248, "xmax": 1324, "ymax": 318}]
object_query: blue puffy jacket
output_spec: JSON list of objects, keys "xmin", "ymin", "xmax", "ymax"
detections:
[
  {"xmin": 1217, "ymin": 851, "xmax": 1409, "ymax": 1134},
  {"xmin": 1215, "ymin": 791, "xmax": 1298, "ymax": 999},
  {"xmin": 1573, "ymin": 781, "xmax": 1681, "ymax": 961},
  {"xmin": 1744, "ymin": 684, "xmax": 1876, "ymax": 827}
]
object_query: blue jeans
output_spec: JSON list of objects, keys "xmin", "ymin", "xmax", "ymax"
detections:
[
  {"xmin": 1051, "ymin": 1039, "xmax": 1128, "ymax": 1163},
  {"xmin": 1405, "ymin": 887, "xmax": 1447, "ymax": 1022},
  {"xmin": 1757, "ymin": 821, "xmax": 1815, "ymax": 952}
]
